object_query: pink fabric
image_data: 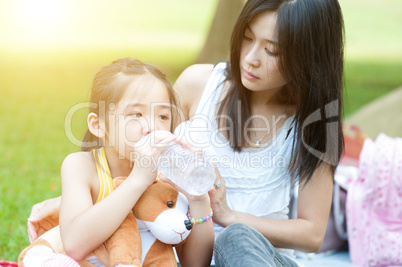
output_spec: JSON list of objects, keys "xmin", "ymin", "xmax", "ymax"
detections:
[
  {"xmin": 41, "ymin": 254, "xmax": 80, "ymax": 267},
  {"xmin": 347, "ymin": 134, "xmax": 402, "ymax": 266}
]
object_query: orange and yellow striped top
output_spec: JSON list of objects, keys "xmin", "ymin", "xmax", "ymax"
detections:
[{"xmin": 92, "ymin": 147, "xmax": 114, "ymax": 203}]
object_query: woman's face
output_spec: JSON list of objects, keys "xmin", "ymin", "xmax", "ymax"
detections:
[{"xmin": 239, "ymin": 11, "xmax": 287, "ymax": 92}]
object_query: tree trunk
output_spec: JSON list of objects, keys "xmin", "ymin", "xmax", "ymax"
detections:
[{"xmin": 195, "ymin": 0, "xmax": 245, "ymax": 64}]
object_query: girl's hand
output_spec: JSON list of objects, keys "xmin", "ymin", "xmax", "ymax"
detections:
[
  {"xmin": 208, "ymin": 166, "xmax": 234, "ymax": 226},
  {"xmin": 27, "ymin": 196, "xmax": 61, "ymax": 243},
  {"xmin": 129, "ymin": 130, "xmax": 180, "ymax": 187}
]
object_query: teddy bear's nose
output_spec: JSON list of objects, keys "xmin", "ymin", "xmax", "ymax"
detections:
[{"xmin": 184, "ymin": 220, "xmax": 193, "ymax": 230}]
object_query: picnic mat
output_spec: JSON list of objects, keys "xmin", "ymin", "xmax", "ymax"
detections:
[{"xmin": 0, "ymin": 261, "xmax": 18, "ymax": 267}]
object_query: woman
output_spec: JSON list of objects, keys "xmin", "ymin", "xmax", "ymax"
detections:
[{"xmin": 28, "ymin": 0, "xmax": 344, "ymax": 266}]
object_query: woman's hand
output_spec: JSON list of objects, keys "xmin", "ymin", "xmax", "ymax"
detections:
[
  {"xmin": 27, "ymin": 196, "xmax": 61, "ymax": 243},
  {"xmin": 208, "ymin": 166, "xmax": 234, "ymax": 227}
]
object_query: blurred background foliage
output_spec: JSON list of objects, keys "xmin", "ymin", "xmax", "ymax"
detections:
[{"xmin": 0, "ymin": 0, "xmax": 401, "ymax": 260}]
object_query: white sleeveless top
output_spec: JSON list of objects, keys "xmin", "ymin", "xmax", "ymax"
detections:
[{"xmin": 174, "ymin": 62, "xmax": 297, "ymax": 260}]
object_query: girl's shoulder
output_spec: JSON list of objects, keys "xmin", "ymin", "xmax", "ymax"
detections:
[
  {"xmin": 62, "ymin": 151, "xmax": 94, "ymax": 165},
  {"xmin": 174, "ymin": 64, "xmax": 215, "ymax": 120},
  {"xmin": 61, "ymin": 151, "xmax": 96, "ymax": 182}
]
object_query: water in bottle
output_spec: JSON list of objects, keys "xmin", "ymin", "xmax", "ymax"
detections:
[{"xmin": 158, "ymin": 143, "xmax": 215, "ymax": 195}]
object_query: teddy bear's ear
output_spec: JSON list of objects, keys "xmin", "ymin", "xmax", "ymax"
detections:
[{"xmin": 87, "ymin": 112, "xmax": 105, "ymax": 138}]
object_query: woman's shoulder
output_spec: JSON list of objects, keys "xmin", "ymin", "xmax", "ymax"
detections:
[
  {"xmin": 174, "ymin": 64, "xmax": 215, "ymax": 119},
  {"xmin": 176, "ymin": 64, "xmax": 215, "ymax": 88}
]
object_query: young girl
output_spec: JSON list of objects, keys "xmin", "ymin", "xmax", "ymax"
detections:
[{"xmin": 58, "ymin": 58, "xmax": 213, "ymax": 266}]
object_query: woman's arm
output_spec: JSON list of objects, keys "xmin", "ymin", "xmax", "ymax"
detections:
[
  {"xmin": 27, "ymin": 196, "xmax": 61, "ymax": 243},
  {"xmin": 209, "ymin": 163, "xmax": 333, "ymax": 252},
  {"xmin": 173, "ymin": 64, "xmax": 214, "ymax": 128}
]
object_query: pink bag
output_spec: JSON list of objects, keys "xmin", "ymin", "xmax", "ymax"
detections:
[{"xmin": 347, "ymin": 134, "xmax": 402, "ymax": 266}]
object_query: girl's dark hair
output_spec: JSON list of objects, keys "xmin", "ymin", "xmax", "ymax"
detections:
[
  {"xmin": 219, "ymin": 0, "xmax": 345, "ymax": 185},
  {"xmin": 81, "ymin": 58, "xmax": 178, "ymax": 151}
]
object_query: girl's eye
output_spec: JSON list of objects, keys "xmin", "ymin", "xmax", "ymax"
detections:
[
  {"xmin": 159, "ymin": 115, "xmax": 170, "ymax": 120},
  {"xmin": 130, "ymin": 112, "xmax": 142, "ymax": 118}
]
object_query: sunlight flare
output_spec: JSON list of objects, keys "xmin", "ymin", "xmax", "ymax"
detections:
[{"xmin": 7, "ymin": 0, "xmax": 72, "ymax": 44}]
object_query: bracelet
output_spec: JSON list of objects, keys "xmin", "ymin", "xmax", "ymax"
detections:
[{"xmin": 187, "ymin": 207, "xmax": 213, "ymax": 225}]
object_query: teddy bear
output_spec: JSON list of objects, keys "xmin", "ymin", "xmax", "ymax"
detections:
[{"xmin": 18, "ymin": 177, "xmax": 192, "ymax": 267}]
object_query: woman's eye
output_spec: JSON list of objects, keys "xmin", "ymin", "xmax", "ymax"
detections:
[
  {"xmin": 244, "ymin": 35, "xmax": 253, "ymax": 41},
  {"xmin": 265, "ymin": 48, "xmax": 274, "ymax": 55},
  {"xmin": 265, "ymin": 47, "xmax": 278, "ymax": 57}
]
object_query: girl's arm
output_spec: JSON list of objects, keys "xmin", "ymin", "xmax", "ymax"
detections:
[
  {"xmin": 60, "ymin": 131, "xmax": 180, "ymax": 260},
  {"xmin": 59, "ymin": 152, "xmax": 150, "ymax": 260},
  {"xmin": 174, "ymin": 194, "xmax": 214, "ymax": 267},
  {"xmin": 209, "ymin": 163, "xmax": 333, "ymax": 252}
]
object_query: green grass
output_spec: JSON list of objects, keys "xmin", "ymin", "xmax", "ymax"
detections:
[
  {"xmin": 339, "ymin": 0, "xmax": 402, "ymax": 115},
  {"xmin": 344, "ymin": 59, "xmax": 402, "ymax": 115},
  {"xmin": 1, "ymin": 0, "xmax": 402, "ymax": 261}
]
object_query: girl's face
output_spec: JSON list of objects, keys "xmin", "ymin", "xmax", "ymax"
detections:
[
  {"xmin": 239, "ymin": 11, "xmax": 287, "ymax": 92},
  {"xmin": 107, "ymin": 75, "xmax": 172, "ymax": 160}
]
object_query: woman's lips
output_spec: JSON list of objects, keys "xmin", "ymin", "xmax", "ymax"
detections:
[{"xmin": 243, "ymin": 68, "xmax": 259, "ymax": 80}]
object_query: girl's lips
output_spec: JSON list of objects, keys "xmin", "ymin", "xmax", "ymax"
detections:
[{"xmin": 243, "ymin": 68, "xmax": 259, "ymax": 80}]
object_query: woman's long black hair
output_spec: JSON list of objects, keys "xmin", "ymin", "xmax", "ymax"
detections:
[{"xmin": 218, "ymin": 0, "xmax": 345, "ymax": 186}]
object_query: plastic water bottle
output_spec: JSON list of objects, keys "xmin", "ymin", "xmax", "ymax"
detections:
[{"xmin": 158, "ymin": 143, "xmax": 215, "ymax": 195}]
